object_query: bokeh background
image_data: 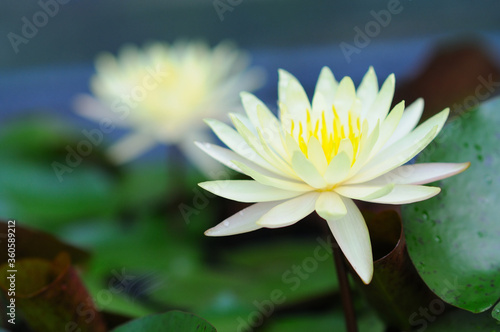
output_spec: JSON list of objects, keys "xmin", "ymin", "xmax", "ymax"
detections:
[{"xmin": 0, "ymin": 1, "xmax": 500, "ymax": 331}]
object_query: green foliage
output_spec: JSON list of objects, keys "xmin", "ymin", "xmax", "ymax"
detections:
[
  {"xmin": 403, "ymin": 97, "xmax": 500, "ymax": 315},
  {"xmin": 111, "ymin": 311, "xmax": 216, "ymax": 332}
]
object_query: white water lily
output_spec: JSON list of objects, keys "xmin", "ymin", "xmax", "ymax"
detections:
[
  {"xmin": 197, "ymin": 67, "xmax": 469, "ymax": 284},
  {"xmin": 74, "ymin": 40, "xmax": 263, "ymax": 173}
]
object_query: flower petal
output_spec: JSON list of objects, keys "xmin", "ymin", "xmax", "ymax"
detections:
[
  {"xmin": 231, "ymin": 114, "xmax": 297, "ymax": 177},
  {"xmin": 357, "ymin": 67, "xmax": 379, "ymax": 116},
  {"xmin": 365, "ymin": 74, "xmax": 395, "ymax": 128},
  {"xmin": 383, "ymin": 98, "xmax": 424, "ymax": 149},
  {"xmin": 312, "ymin": 67, "xmax": 338, "ymax": 113},
  {"xmin": 335, "ymin": 184, "xmax": 394, "ymax": 200},
  {"xmin": 324, "ymin": 152, "xmax": 351, "ymax": 185},
  {"xmin": 240, "ymin": 92, "xmax": 272, "ymax": 129},
  {"xmin": 362, "ymin": 162, "xmax": 471, "ymax": 186},
  {"xmin": 278, "ymin": 69, "xmax": 311, "ymax": 123},
  {"xmin": 333, "ymin": 77, "xmax": 356, "ymax": 121},
  {"xmin": 323, "ymin": 197, "xmax": 373, "ymax": 284},
  {"xmin": 315, "ymin": 191, "xmax": 347, "ymax": 220},
  {"xmin": 291, "ymin": 152, "xmax": 328, "ymax": 189},
  {"xmin": 107, "ymin": 133, "xmax": 156, "ymax": 164},
  {"xmin": 369, "ymin": 100, "xmax": 404, "ymax": 158},
  {"xmin": 73, "ymin": 94, "xmax": 128, "ymax": 126},
  {"xmin": 348, "ymin": 108, "xmax": 449, "ymax": 184},
  {"xmin": 204, "ymin": 118, "xmax": 274, "ymax": 171},
  {"xmin": 363, "ymin": 185, "xmax": 441, "ymax": 204},
  {"xmin": 199, "ymin": 180, "xmax": 303, "ymax": 203},
  {"xmin": 232, "ymin": 160, "xmax": 313, "ymax": 192},
  {"xmin": 306, "ymin": 137, "xmax": 328, "ymax": 174},
  {"xmin": 257, "ymin": 192, "xmax": 320, "ymax": 228},
  {"xmin": 205, "ymin": 201, "xmax": 283, "ymax": 236}
]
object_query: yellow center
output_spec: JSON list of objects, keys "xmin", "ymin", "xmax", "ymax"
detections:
[{"xmin": 289, "ymin": 106, "xmax": 362, "ymax": 164}]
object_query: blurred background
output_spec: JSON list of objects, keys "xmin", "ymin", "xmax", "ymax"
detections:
[{"xmin": 0, "ymin": 1, "xmax": 499, "ymax": 331}]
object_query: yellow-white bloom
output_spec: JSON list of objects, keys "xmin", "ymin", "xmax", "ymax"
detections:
[
  {"xmin": 74, "ymin": 40, "xmax": 264, "ymax": 172},
  {"xmin": 197, "ymin": 67, "xmax": 469, "ymax": 284}
]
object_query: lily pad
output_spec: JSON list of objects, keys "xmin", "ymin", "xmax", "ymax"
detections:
[
  {"xmin": 111, "ymin": 311, "xmax": 216, "ymax": 332},
  {"xmin": 402, "ymin": 97, "xmax": 500, "ymax": 313},
  {"xmin": 424, "ymin": 309, "xmax": 500, "ymax": 331}
]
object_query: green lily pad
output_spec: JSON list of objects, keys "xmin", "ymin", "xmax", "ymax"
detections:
[
  {"xmin": 493, "ymin": 302, "xmax": 500, "ymax": 322},
  {"xmin": 0, "ymin": 115, "xmax": 117, "ymax": 230},
  {"xmin": 402, "ymin": 97, "xmax": 500, "ymax": 313},
  {"xmin": 424, "ymin": 309, "xmax": 500, "ymax": 331},
  {"xmin": 111, "ymin": 311, "xmax": 216, "ymax": 332}
]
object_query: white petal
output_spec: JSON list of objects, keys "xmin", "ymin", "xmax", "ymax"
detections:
[
  {"xmin": 333, "ymin": 77, "xmax": 356, "ymax": 121},
  {"xmin": 323, "ymin": 197, "xmax": 373, "ymax": 284},
  {"xmin": 257, "ymin": 192, "xmax": 320, "ymax": 227},
  {"xmin": 383, "ymin": 98, "xmax": 424, "ymax": 149},
  {"xmin": 324, "ymin": 152, "xmax": 351, "ymax": 185},
  {"xmin": 240, "ymin": 92, "xmax": 272, "ymax": 129},
  {"xmin": 348, "ymin": 108, "xmax": 449, "ymax": 184},
  {"xmin": 231, "ymin": 114, "xmax": 297, "ymax": 177},
  {"xmin": 205, "ymin": 201, "xmax": 283, "ymax": 236},
  {"xmin": 365, "ymin": 74, "xmax": 395, "ymax": 128},
  {"xmin": 107, "ymin": 133, "xmax": 156, "ymax": 164},
  {"xmin": 233, "ymin": 160, "xmax": 313, "ymax": 192},
  {"xmin": 369, "ymin": 101, "xmax": 404, "ymax": 158},
  {"xmin": 179, "ymin": 133, "xmax": 223, "ymax": 178},
  {"xmin": 315, "ymin": 191, "xmax": 347, "ymax": 220},
  {"xmin": 199, "ymin": 180, "xmax": 303, "ymax": 203},
  {"xmin": 357, "ymin": 67, "xmax": 379, "ymax": 116},
  {"xmin": 256, "ymin": 105, "xmax": 288, "ymax": 160},
  {"xmin": 291, "ymin": 152, "xmax": 327, "ymax": 189},
  {"xmin": 334, "ymin": 184, "xmax": 394, "ymax": 200},
  {"xmin": 204, "ymin": 118, "xmax": 274, "ymax": 171},
  {"xmin": 362, "ymin": 162, "xmax": 471, "ymax": 186},
  {"xmin": 312, "ymin": 67, "xmax": 338, "ymax": 113},
  {"xmin": 278, "ymin": 69, "xmax": 311, "ymax": 123},
  {"xmin": 306, "ymin": 137, "xmax": 328, "ymax": 174},
  {"xmin": 363, "ymin": 185, "xmax": 441, "ymax": 204},
  {"xmin": 73, "ymin": 94, "xmax": 128, "ymax": 127}
]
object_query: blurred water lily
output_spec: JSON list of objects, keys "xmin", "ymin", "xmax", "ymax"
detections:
[
  {"xmin": 197, "ymin": 67, "xmax": 469, "ymax": 284},
  {"xmin": 74, "ymin": 40, "xmax": 264, "ymax": 173}
]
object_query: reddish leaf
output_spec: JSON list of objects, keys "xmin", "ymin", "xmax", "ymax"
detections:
[{"xmin": 0, "ymin": 253, "xmax": 106, "ymax": 332}]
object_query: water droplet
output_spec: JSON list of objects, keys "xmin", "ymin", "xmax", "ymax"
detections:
[
  {"xmin": 422, "ymin": 211, "xmax": 429, "ymax": 221},
  {"xmin": 463, "ymin": 142, "xmax": 469, "ymax": 148},
  {"xmin": 434, "ymin": 236, "xmax": 442, "ymax": 243},
  {"xmin": 474, "ymin": 143, "xmax": 482, "ymax": 151},
  {"xmin": 477, "ymin": 154, "xmax": 484, "ymax": 162},
  {"xmin": 223, "ymin": 221, "xmax": 230, "ymax": 227},
  {"xmin": 477, "ymin": 231, "xmax": 484, "ymax": 238}
]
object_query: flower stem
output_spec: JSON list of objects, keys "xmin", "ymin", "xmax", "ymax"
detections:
[{"xmin": 331, "ymin": 238, "xmax": 358, "ymax": 332}]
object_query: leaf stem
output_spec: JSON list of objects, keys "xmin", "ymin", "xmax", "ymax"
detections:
[{"xmin": 331, "ymin": 238, "xmax": 358, "ymax": 332}]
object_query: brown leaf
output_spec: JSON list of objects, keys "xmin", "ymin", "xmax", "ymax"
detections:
[
  {"xmin": 0, "ymin": 253, "xmax": 106, "ymax": 332},
  {"xmin": 353, "ymin": 209, "xmax": 440, "ymax": 330},
  {"xmin": 0, "ymin": 220, "xmax": 89, "ymax": 265}
]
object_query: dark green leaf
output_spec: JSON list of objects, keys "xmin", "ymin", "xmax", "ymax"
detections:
[
  {"xmin": 111, "ymin": 311, "xmax": 216, "ymax": 332},
  {"xmin": 424, "ymin": 309, "xmax": 500, "ymax": 331},
  {"xmin": 402, "ymin": 97, "xmax": 500, "ymax": 312}
]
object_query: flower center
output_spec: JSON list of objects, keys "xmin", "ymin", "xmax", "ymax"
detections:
[{"xmin": 289, "ymin": 106, "xmax": 362, "ymax": 164}]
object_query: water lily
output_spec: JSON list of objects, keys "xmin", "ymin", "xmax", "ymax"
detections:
[
  {"xmin": 196, "ymin": 67, "xmax": 469, "ymax": 284},
  {"xmin": 74, "ymin": 40, "xmax": 263, "ymax": 173}
]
